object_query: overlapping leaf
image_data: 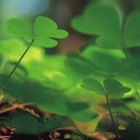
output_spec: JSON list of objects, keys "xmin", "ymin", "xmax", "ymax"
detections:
[
  {"xmin": 81, "ymin": 78, "xmax": 105, "ymax": 95},
  {"xmin": 7, "ymin": 16, "xmax": 68, "ymax": 48},
  {"xmin": 81, "ymin": 78, "xmax": 131, "ymax": 98},
  {"xmin": 71, "ymin": 0, "xmax": 122, "ymax": 49},
  {"xmin": 71, "ymin": 0, "xmax": 140, "ymax": 49},
  {"xmin": 103, "ymin": 79, "xmax": 131, "ymax": 98}
]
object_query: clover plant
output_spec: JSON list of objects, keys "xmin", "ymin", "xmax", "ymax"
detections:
[
  {"xmin": 67, "ymin": 0, "xmax": 140, "ymax": 139},
  {"xmin": 6, "ymin": 16, "xmax": 68, "ymax": 80},
  {"xmin": 0, "ymin": 0, "xmax": 140, "ymax": 139},
  {"xmin": 81, "ymin": 78, "xmax": 131, "ymax": 139}
]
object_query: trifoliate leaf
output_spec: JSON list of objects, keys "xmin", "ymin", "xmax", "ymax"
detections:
[
  {"xmin": 7, "ymin": 18, "xmax": 33, "ymax": 42},
  {"xmin": 7, "ymin": 16, "xmax": 68, "ymax": 48},
  {"xmin": 103, "ymin": 79, "xmax": 131, "ymax": 98},
  {"xmin": 47, "ymin": 29, "xmax": 68, "ymax": 39},
  {"xmin": 81, "ymin": 78, "xmax": 105, "ymax": 95},
  {"xmin": 71, "ymin": 1, "xmax": 122, "ymax": 49},
  {"xmin": 2, "ymin": 111, "xmax": 73, "ymax": 134}
]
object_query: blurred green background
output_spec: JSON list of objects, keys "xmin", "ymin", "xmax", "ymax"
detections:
[{"xmin": 1, "ymin": 0, "xmax": 140, "ymax": 134}]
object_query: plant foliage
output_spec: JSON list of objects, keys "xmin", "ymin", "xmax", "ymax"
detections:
[
  {"xmin": 0, "ymin": 1, "xmax": 140, "ymax": 139},
  {"xmin": 7, "ymin": 16, "xmax": 68, "ymax": 48}
]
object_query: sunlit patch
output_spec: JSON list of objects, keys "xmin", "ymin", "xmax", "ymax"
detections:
[
  {"xmin": 22, "ymin": 47, "xmax": 44, "ymax": 64},
  {"xmin": 118, "ymin": 125, "xmax": 126, "ymax": 130},
  {"xmin": 43, "ymin": 71, "xmax": 66, "ymax": 80},
  {"xmin": 0, "ymin": 39, "xmax": 45, "ymax": 64},
  {"xmin": 0, "ymin": 94, "xmax": 5, "ymax": 102}
]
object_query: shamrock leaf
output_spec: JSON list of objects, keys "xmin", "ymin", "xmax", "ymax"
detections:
[
  {"xmin": 72, "ymin": 0, "xmax": 140, "ymax": 49},
  {"xmin": 71, "ymin": 0, "xmax": 123, "ymax": 49},
  {"xmin": 124, "ymin": 12, "xmax": 140, "ymax": 47},
  {"xmin": 103, "ymin": 79, "xmax": 131, "ymax": 98},
  {"xmin": 7, "ymin": 16, "xmax": 68, "ymax": 48},
  {"xmin": 7, "ymin": 18, "xmax": 33, "ymax": 42},
  {"xmin": 34, "ymin": 16, "xmax": 68, "ymax": 48},
  {"xmin": 81, "ymin": 78, "xmax": 131, "ymax": 98},
  {"xmin": 81, "ymin": 78, "xmax": 105, "ymax": 95}
]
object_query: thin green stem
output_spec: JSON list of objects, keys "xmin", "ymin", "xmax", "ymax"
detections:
[
  {"xmin": 1, "ymin": 39, "xmax": 35, "ymax": 89},
  {"xmin": 122, "ymin": 48, "xmax": 130, "ymax": 59},
  {"xmin": 104, "ymin": 92, "xmax": 119, "ymax": 140},
  {"xmin": 135, "ymin": 88, "xmax": 140, "ymax": 101}
]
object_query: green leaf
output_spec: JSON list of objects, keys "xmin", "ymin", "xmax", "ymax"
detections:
[
  {"xmin": 34, "ymin": 16, "xmax": 57, "ymax": 36},
  {"xmin": 124, "ymin": 12, "xmax": 140, "ymax": 47},
  {"xmin": 81, "ymin": 45, "xmax": 126, "ymax": 73},
  {"xmin": 40, "ymin": 116, "xmax": 73, "ymax": 133},
  {"xmin": 0, "ymin": 89, "xmax": 17, "ymax": 103},
  {"xmin": 67, "ymin": 101, "xmax": 90, "ymax": 112},
  {"xmin": 0, "ymin": 75, "xmax": 68, "ymax": 116},
  {"xmin": 47, "ymin": 29, "xmax": 68, "ymax": 39},
  {"xmin": 103, "ymin": 79, "xmax": 131, "ymax": 98},
  {"xmin": 65, "ymin": 54, "xmax": 94, "ymax": 79},
  {"xmin": 81, "ymin": 78, "xmax": 105, "ymax": 95},
  {"xmin": 34, "ymin": 37, "xmax": 57, "ymax": 48},
  {"xmin": 7, "ymin": 16, "xmax": 68, "ymax": 48},
  {"xmin": 33, "ymin": 16, "xmax": 68, "ymax": 48},
  {"xmin": 70, "ymin": 111, "xmax": 98, "ymax": 122},
  {"xmin": 7, "ymin": 18, "xmax": 32, "ymax": 42},
  {"xmin": 2, "ymin": 111, "xmax": 73, "ymax": 134},
  {"xmin": 71, "ymin": 1, "xmax": 122, "ymax": 49},
  {"xmin": 2, "ymin": 111, "xmax": 39, "ymax": 134}
]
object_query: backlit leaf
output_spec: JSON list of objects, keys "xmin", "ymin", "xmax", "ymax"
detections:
[
  {"xmin": 7, "ymin": 16, "xmax": 68, "ymax": 48},
  {"xmin": 69, "ymin": 111, "xmax": 98, "ymax": 122},
  {"xmin": 34, "ymin": 37, "xmax": 57, "ymax": 48},
  {"xmin": 71, "ymin": 1, "xmax": 122, "ymax": 49},
  {"xmin": 33, "ymin": 16, "xmax": 68, "ymax": 48},
  {"xmin": 67, "ymin": 101, "xmax": 90, "ymax": 112},
  {"xmin": 81, "ymin": 78, "xmax": 105, "ymax": 95},
  {"xmin": 103, "ymin": 79, "xmax": 131, "ymax": 98},
  {"xmin": 47, "ymin": 29, "xmax": 68, "ymax": 39}
]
